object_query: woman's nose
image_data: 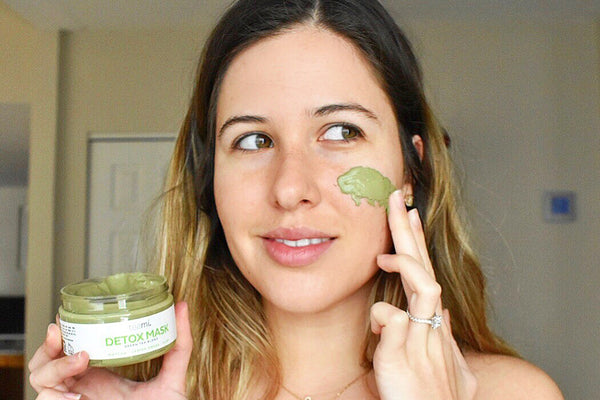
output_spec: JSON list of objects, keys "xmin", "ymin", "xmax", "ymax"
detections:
[{"xmin": 270, "ymin": 150, "xmax": 321, "ymax": 211}]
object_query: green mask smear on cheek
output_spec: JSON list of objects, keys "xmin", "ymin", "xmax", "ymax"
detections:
[{"xmin": 337, "ymin": 166, "xmax": 397, "ymax": 213}]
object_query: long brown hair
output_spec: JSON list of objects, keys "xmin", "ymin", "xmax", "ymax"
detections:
[{"xmin": 122, "ymin": 0, "xmax": 517, "ymax": 398}]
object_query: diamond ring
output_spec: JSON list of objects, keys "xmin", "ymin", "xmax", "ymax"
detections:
[{"xmin": 406, "ymin": 307, "xmax": 443, "ymax": 330}]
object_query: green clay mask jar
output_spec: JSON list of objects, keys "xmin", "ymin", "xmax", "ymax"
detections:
[{"xmin": 58, "ymin": 272, "xmax": 176, "ymax": 367}]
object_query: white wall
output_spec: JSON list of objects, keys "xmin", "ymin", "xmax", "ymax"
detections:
[{"xmin": 0, "ymin": 186, "xmax": 27, "ymax": 295}]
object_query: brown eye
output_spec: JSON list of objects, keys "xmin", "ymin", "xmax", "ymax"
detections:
[
  {"xmin": 236, "ymin": 133, "xmax": 274, "ymax": 150},
  {"xmin": 322, "ymin": 124, "xmax": 362, "ymax": 141}
]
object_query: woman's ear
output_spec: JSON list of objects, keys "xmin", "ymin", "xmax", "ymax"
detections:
[
  {"xmin": 400, "ymin": 135, "xmax": 423, "ymax": 208},
  {"xmin": 412, "ymin": 135, "xmax": 424, "ymax": 160}
]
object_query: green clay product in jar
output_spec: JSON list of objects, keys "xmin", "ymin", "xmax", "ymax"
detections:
[
  {"xmin": 59, "ymin": 272, "xmax": 177, "ymax": 367},
  {"xmin": 337, "ymin": 166, "xmax": 397, "ymax": 213}
]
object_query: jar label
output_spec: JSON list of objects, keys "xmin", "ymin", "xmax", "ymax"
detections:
[{"xmin": 60, "ymin": 305, "xmax": 177, "ymax": 361}]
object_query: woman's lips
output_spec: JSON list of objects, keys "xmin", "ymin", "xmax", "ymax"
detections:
[{"xmin": 261, "ymin": 228, "xmax": 336, "ymax": 267}]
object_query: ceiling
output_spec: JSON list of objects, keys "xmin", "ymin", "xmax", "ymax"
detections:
[
  {"xmin": 2, "ymin": 0, "xmax": 599, "ymax": 186},
  {"xmin": 3, "ymin": 0, "xmax": 600, "ymax": 31}
]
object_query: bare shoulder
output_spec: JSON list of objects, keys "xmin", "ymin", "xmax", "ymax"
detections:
[{"xmin": 464, "ymin": 351, "xmax": 564, "ymax": 400}]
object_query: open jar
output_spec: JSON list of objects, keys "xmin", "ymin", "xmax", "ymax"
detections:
[{"xmin": 58, "ymin": 272, "xmax": 176, "ymax": 367}]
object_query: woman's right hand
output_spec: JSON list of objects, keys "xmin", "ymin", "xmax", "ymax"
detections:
[{"xmin": 28, "ymin": 302, "xmax": 193, "ymax": 400}]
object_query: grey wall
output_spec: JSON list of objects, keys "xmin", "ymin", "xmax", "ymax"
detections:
[{"xmin": 408, "ymin": 19, "xmax": 599, "ymax": 399}]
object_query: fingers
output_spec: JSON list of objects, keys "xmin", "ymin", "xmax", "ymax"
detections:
[
  {"xmin": 371, "ymin": 307, "xmax": 477, "ymax": 399},
  {"xmin": 385, "ymin": 190, "xmax": 442, "ymax": 324},
  {"xmin": 370, "ymin": 302, "xmax": 409, "ymax": 358},
  {"xmin": 406, "ymin": 208, "xmax": 436, "ymax": 278},
  {"xmin": 443, "ymin": 309, "xmax": 470, "ymax": 374},
  {"xmin": 388, "ymin": 190, "xmax": 422, "ymax": 264},
  {"xmin": 388, "ymin": 190, "xmax": 432, "ymax": 278},
  {"xmin": 29, "ymin": 351, "xmax": 89, "ymax": 393},
  {"xmin": 29, "ymin": 323, "xmax": 88, "ymax": 396},
  {"xmin": 381, "ymin": 190, "xmax": 447, "ymax": 360},
  {"xmin": 377, "ymin": 253, "xmax": 441, "ymax": 326},
  {"xmin": 157, "ymin": 301, "xmax": 193, "ymax": 394},
  {"xmin": 375, "ymin": 190, "xmax": 477, "ymax": 399},
  {"xmin": 29, "ymin": 323, "xmax": 64, "ymax": 372},
  {"xmin": 36, "ymin": 388, "xmax": 82, "ymax": 400},
  {"xmin": 442, "ymin": 310, "xmax": 478, "ymax": 396},
  {"xmin": 386, "ymin": 190, "xmax": 440, "ymax": 301}
]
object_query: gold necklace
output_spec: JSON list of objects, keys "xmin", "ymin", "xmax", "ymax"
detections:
[{"xmin": 281, "ymin": 370, "xmax": 370, "ymax": 400}]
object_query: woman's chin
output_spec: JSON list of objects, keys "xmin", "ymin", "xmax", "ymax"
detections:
[{"xmin": 260, "ymin": 278, "xmax": 375, "ymax": 317}]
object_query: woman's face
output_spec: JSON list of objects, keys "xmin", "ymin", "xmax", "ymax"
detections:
[{"xmin": 214, "ymin": 26, "xmax": 408, "ymax": 314}]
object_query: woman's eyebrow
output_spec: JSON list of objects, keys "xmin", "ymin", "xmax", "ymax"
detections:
[
  {"xmin": 218, "ymin": 115, "xmax": 267, "ymax": 136},
  {"xmin": 218, "ymin": 103, "xmax": 379, "ymax": 136},
  {"xmin": 311, "ymin": 103, "xmax": 380, "ymax": 124}
]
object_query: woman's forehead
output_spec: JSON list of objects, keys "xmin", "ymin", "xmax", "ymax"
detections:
[{"xmin": 216, "ymin": 26, "xmax": 393, "ymax": 121}]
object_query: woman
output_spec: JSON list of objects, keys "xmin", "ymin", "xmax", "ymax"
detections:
[{"xmin": 29, "ymin": 0, "xmax": 563, "ymax": 399}]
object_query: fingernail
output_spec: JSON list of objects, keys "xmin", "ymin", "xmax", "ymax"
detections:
[
  {"xmin": 69, "ymin": 351, "xmax": 83, "ymax": 363},
  {"xmin": 408, "ymin": 208, "xmax": 421, "ymax": 225},
  {"xmin": 63, "ymin": 393, "xmax": 82, "ymax": 400},
  {"xmin": 47, "ymin": 323, "xmax": 56, "ymax": 338},
  {"xmin": 391, "ymin": 190, "xmax": 403, "ymax": 208}
]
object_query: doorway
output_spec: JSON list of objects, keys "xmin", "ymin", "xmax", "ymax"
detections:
[{"xmin": 0, "ymin": 102, "xmax": 29, "ymax": 399}]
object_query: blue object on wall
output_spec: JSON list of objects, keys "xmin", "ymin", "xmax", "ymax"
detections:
[{"xmin": 544, "ymin": 190, "xmax": 576, "ymax": 223}]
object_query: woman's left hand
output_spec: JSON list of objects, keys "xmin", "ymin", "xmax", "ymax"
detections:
[{"xmin": 370, "ymin": 190, "xmax": 478, "ymax": 399}]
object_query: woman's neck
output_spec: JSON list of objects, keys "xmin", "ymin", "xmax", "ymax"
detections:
[{"xmin": 263, "ymin": 283, "xmax": 374, "ymax": 397}]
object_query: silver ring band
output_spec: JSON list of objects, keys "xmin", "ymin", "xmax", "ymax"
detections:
[{"xmin": 406, "ymin": 308, "xmax": 442, "ymax": 330}]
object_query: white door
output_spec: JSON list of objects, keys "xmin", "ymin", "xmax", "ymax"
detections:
[{"xmin": 87, "ymin": 133, "xmax": 176, "ymax": 278}]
